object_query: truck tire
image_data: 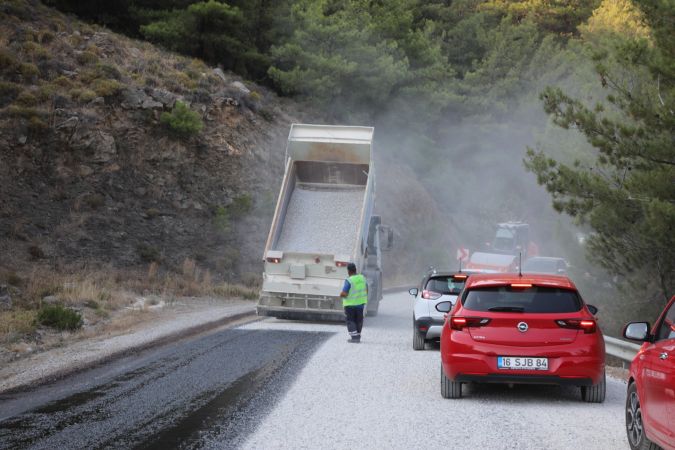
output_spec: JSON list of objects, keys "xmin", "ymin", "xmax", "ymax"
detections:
[
  {"xmin": 413, "ymin": 328, "xmax": 425, "ymax": 350},
  {"xmin": 441, "ymin": 365, "xmax": 462, "ymax": 399},
  {"xmin": 581, "ymin": 370, "xmax": 606, "ymax": 403}
]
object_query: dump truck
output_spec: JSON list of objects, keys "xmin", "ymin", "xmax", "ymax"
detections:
[
  {"xmin": 464, "ymin": 222, "xmax": 537, "ymax": 272},
  {"xmin": 256, "ymin": 124, "xmax": 392, "ymax": 321}
]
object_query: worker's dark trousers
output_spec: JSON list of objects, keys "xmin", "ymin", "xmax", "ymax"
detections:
[{"xmin": 344, "ymin": 304, "xmax": 365, "ymax": 341}]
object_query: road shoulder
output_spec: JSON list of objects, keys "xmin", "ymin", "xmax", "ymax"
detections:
[{"xmin": 0, "ymin": 298, "xmax": 256, "ymax": 394}]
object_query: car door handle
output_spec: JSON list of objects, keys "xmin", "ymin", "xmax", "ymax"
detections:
[{"xmin": 660, "ymin": 352, "xmax": 668, "ymax": 360}]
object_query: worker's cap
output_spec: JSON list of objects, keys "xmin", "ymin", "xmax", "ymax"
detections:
[{"xmin": 347, "ymin": 263, "xmax": 357, "ymax": 272}]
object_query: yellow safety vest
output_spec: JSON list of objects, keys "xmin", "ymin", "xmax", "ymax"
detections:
[{"xmin": 343, "ymin": 274, "xmax": 368, "ymax": 307}]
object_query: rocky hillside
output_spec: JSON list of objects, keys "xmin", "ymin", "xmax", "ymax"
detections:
[
  {"xmin": 0, "ymin": 0, "xmax": 316, "ymax": 281},
  {"xmin": 0, "ymin": 0, "xmax": 453, "ymax": 290}
]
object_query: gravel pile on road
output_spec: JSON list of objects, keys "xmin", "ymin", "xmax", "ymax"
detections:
[
  {"xmin": 241, "ymin": 293, "xmax": 627, "ymax": 450},
  {"xmin": 275, "ymin": 186, "xmax": 364, "ymax": 255}
]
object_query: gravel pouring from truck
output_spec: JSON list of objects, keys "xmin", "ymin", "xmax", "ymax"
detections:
[{"xmin": 257, "ymin": 124, "xmax": 392, "ymax": 321}]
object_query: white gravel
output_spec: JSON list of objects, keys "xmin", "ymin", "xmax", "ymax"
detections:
[
  {"xmin": 240, "ymin": 292, "xmax": 627, "ymax": 450},
  {"xmin": 275, "ymin": 186, "xmax": 364, "ymax": 255},
  {"xmin": 0, "ymin": 299, "xmax": 254, "ymax": 393}
]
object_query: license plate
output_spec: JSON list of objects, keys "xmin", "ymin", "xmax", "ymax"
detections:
[{"xmin": 497, "ymin": 356, "xmax": 548, "ymax": 371}]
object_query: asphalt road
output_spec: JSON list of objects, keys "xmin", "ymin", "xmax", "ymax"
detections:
[
  {"xmin": 0, "ymin": 291, "xmax": 628, "ymax": 449},
  {"xmin": 0, "ymin": 327, "xmax": 331, "ymax": 449}
]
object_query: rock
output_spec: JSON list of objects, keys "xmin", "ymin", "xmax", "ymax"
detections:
[
  {"xmin": 230, "ymin": 81, "xmax": 250, "ymax": 95},
  {"xmin": 120, "ymin": 88, "xmax": 150, "ymax": 109},
  {"xmin": 149, "ymin": 89, "xmax": 176, "ymax": 108},
  {"xmin": 92, "ymin": 131, "xmax": 117, "ymax": 163},
  {"xmin": 55, "ymin": 116, "xmax": 79, "ymax": 130},
  {"xmin": 141, "ymin": 98, "xmax": 163, "ymax": 109},
  {"xmin": 42, "ymin": 295, "xmax": 59, "ymax": 305},
  {"xmin": 0, "ymin": 285, "xmax": 11, "ymax": 310},
  {"xmin": 18, "ymin": 135, "xmax": 27, "ymax": 145},
  {"xmin": 61, "ymin": 69, "xmax": 78, "ymax": 78},
  {"xmin": 91, "ymin": 97, "xmax": 105, "ymax": 105},
  {"xmin": 213, "ymin": 68, "xmax": 227, "ymax": 83},
  {"xmin": 103, "ymin": 163, "xmax": 120, "ymax": 173},
  {"xmin": 79, "ymin": 165, "xmax": 94, "ymax": 177},
  {"xmin": 129, "ymin": 47, "xmax": 141, "ymax": 58},
  {"xmin": 134, "ymin": 187, "xmax": 147, "ymax": 197}
]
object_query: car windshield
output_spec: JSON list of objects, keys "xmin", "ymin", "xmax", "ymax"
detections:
[
  {"xmin": 425, "ymin": 276, "xmax": 465, "ymax": 295},
  {"xmin": 462, "ymin": 286, "xmax": 582, "ymax": 313}
]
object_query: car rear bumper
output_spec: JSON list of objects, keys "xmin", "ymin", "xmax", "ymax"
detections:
[
  {"xmin": 442, "ymin": 354, "xmax": 604, "ymax": 385},
  {"xmin": 454, "ymin": 373, "xmax": 593, "ymax": 386},
  {"xmin": 415, "ymin": 317, "xmax": 445, "ymax": 339}
]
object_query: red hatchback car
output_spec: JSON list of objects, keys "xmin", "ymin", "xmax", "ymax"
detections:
[
  {"xmin": 623, "ymin": 295, "xmax": 675, "ymax": 450},
  {"xmin": 438, "ymin": 273, "xmax": 605, "ymax": 402}
]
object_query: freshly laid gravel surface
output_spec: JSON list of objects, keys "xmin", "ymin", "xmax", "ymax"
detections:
[
  {"xmin": 275, "ymin": 186, "xmax": 364, "ymax": 255},
  {"xmin": 241, "ymin": 292, "xmax": 627, "ymax": 450}
]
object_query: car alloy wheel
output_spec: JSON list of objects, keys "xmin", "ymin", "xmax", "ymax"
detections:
[
  {"xmin": 626, "ymin": 388, "xmax": 643, "ymax": 447},
  {"xmin": 625, "ymin": 383, "xmax": 657, "ymax": 450}
]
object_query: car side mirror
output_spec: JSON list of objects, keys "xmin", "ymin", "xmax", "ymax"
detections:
[
  {"xmin": 435, "ymin": 301, "xmax": 452, "ymax": 313},
  {"xmin": 624, "ymin": 322, "xmax": 650, "ymax": 342},
  {"xmin": 587, "ymin": 304, "xmax": 598, "ymax": 315},
  {"xmin": 409, "ymin": 288, "xmax": 418, "ymax": 297}
]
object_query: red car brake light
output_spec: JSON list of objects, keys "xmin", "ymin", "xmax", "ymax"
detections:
[
  {"xmin": 556, "ymin": 319, "xmax": 597, "ymax": 334},
  {"xmin": 450, "ymin": 317, "xmax": 491, "ymax": 330},
  {"xmin": 422, "ymin": 290, "xmax": 442, "ymax": 300}
]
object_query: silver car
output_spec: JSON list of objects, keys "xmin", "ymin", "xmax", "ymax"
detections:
[{"xmin": 410, "ymin": 270, "xmax": 478, "ymax": 350}]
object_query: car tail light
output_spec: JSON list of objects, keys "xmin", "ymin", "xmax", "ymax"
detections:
[
  {"xmin": 511, "ymin": 283, "xmax": 532, "ymax": 289},
  {"xmin": 450, "ymin": 317, "xmax": 491, "ymax": 330},
  {"xmin": 453, "ymin": 274, "xmax": 468, "ymax": 280},
  {"xmin": 422, "ymin": 290, "xmax": 442, "ymax": 300},
  {"xmin": 556, "ymin": 319, "xmax": 597, "ymax": 334},
  {"xmin": 335, "ymin": 261, "xmax": 348, "ymax": 267},
  {"xmin": 266, "ymin": 257, "xmax": 281, "ymax": 263}
]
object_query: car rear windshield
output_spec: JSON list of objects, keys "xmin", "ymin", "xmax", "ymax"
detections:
[
  {"xmin": 425, "ymin": 276, "xmax": 465, "ymax": 295},
  {"xmin": 462, "ymin": 286, "xmax": 582, "ymax": 313}
]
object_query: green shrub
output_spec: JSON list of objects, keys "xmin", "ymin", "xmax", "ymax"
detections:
[
  {"xmin": 52, "ymin": 76, "xmax": 73, "ymax": 88},
  {"xmin": 96, "ymin": 62, "xmax": 121, "ymax": 80},
  {"xmin": 37, "ymin": 304, "xmax": 83, "ymax": 331},
  {"xmin": 0, "ymin": 49, "xmax": 17, "ymax": 71},
  {"xmin": 76, "ymin": 50, "xmax": 98, "ymax": 65},
  {"xmin": 39, "ymin": 30, "xmax": 55, "ymax": 44},
  {"xmin": 19, "ymin": 62, "xmax": 39, "ymax": 79},
  {"xmin": 137, "ymin": 243, "xmax": 161, "ymax": 262},
  {"xmin": 78, "ymin": 89, "xmax": 97, "ymax": 102},
  {"xmin": 15, "ymin": 91, "xmax": 37, "ymax": 106},
  {"xmin": 230, "ymin": 194, "xmax": 252, "ymax": 218},
  {"xmin": 160, "ymin": 101, "xmax": 203, "ymax": 137},
  {"xmin": 213, "ymin": 205, "xmax": 230, "ymax": 232},
  {"xmin": 36, "ymin": 83, "xmax": 57, "ymax": 102},
  {"xmin": 7, "ymin": 105, "xmax": 40, "ymax": 119},
  {"xmin": 23, "ymin": 42, "xmax": 49, "ymax": 60},
  {"xmin": 0, "ymin": 81, "xmax": 21, "ymax": 107},
  {"xmin": 92, "ymin": 79, "xmax": 122, "ymax": 97}
]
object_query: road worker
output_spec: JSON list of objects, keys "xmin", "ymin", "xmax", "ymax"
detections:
[{"xmin": 340, "ymin": 263, "xmax": 368, "ymax": 343}]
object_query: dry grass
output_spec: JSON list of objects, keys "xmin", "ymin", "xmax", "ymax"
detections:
[
  {"xmin": 0, "ymin": 310, "xmax": 37, "ymax": 337},
  {"xmin": 0, "ymin": 259, "xmax": 259, "ymax": 345}
]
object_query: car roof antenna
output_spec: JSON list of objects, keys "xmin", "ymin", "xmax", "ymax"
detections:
[
  {"xmin": 458, "ymin": 259, "xmax": 462, "ymax": 273},
  {"xmin": 518, "ymin": 252, "xmax": 522, "ymax": 277}
]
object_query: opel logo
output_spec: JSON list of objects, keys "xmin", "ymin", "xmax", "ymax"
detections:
[{"xmin": 517, "ymin": 322, "xmax": 528, "ymax": 333}]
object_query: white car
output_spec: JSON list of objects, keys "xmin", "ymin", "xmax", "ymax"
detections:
[{"xmin": 409, "ymin": 270, "xmax": 478, "ymax": 350}]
